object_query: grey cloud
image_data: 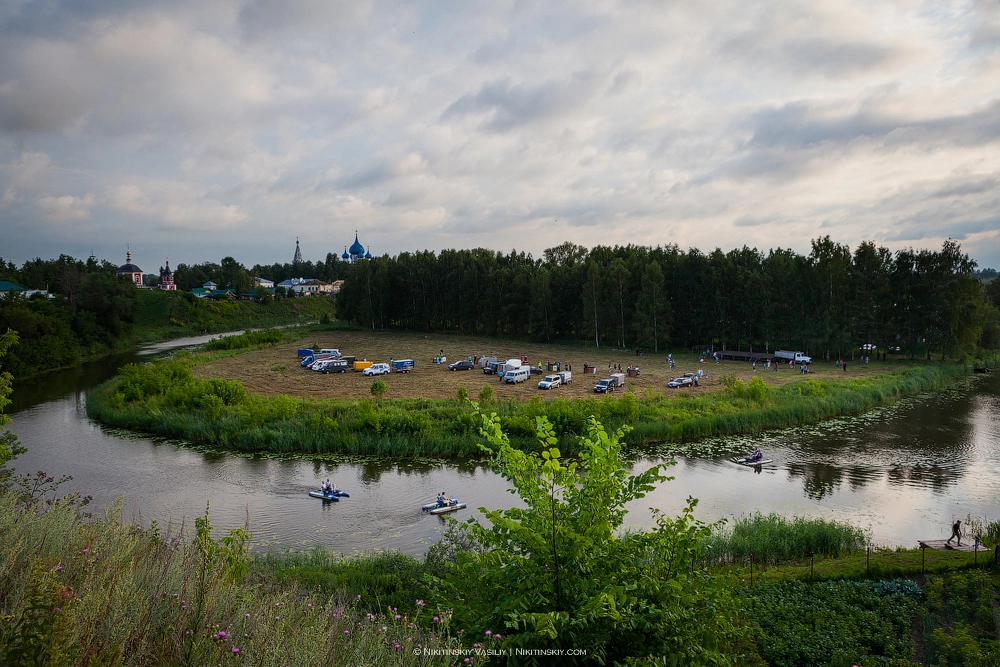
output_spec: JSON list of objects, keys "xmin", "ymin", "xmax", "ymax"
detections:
[
  {"xmin": 721, "ymin": 33, "xmax": 896, "ymax": 77},
  {"xmin": 744, "ymin": 99, "xmax": 1000, "ymax": 152},
  {"xmin": 443, "ymin": 72, "xmax": 599, "ymax": 132},
  {"xmin": 928, "ymin": 177, "xmax": 999, "ymax": 199}
]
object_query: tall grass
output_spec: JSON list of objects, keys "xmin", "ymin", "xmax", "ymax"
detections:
[
  {"xmin": 204, "ymin": 329, "xmax": 283, "ymax": 351},
  {"xmin": 86, "ymin": 358, "xmax": 967, "ymax": 459},
  {"xmin": 0, "ymin": 492, "xmax": 466, "ymax": 666},
  {"xmin": 702, "ymin": 513, "xmax": 869, "ymax": 565}
]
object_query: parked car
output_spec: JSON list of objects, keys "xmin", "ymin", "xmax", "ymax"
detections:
[
  {"xmin": 538, "ymin": 374, "xmax": 562, "ymax": 390},
  {"xmin": 448, "ymin": 360, "xmax": 475, "ymax": 371},
  {"xmin": 363, "ymin": 363, "xmax": 390, "ymax": 376},
  {"xmin": 504, "ymin": 367, "xmax": 531, "ymax": 384},
  {"xmin": 594, "ymin": 373, "xmax": 625, "ymax": 393},
  {"xmin": 484, "ymin": 361, "xmax": 500, "ymax": 375},
  {"xmin": 316, "ymin": 359, "xmax": 349, "ymax": 374},
  {"xmin": 667, "ymin": 375, "xmax": 697, "ymax": 388}
]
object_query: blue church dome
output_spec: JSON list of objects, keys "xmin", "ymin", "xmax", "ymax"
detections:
[
  {"xmin": 364, "ymin": 247, "xmax": 372, "ymax": 259},
  {"xmin": 341, "ymin": 246, "xmax": 350, "ymax": 260},
  {"xmin": 349, "ymin": 232, "xmax": 365, "ymax": 257}
]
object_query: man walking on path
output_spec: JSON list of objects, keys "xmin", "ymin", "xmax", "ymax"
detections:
[{"xmin": 946, "ymin": 520, "xmax": 962, "ymax": 546}]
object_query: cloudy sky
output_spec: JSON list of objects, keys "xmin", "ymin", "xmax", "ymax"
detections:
[{"xmin": 1, "ymin": 0, "xmax": 999, "ymax": 270}]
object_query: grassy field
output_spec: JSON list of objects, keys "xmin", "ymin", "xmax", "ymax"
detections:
[
  {"xmin": 86, "ymin": 322, "xmax": 969, "ymax": 457},
  {"xmin": 192, "ymin": 326, "xmax": 923, "ymax": 402}
]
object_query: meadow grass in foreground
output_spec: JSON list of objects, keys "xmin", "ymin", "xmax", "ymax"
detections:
[
  {"xmin": 86, "ymin": 357, "xmax": 967, "ymax": 458},
  {"xmin": 0, "ymin": 493, "xmax": 469, "ymax": 667}
]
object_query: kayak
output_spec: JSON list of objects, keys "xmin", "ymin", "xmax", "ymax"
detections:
[
  {"xmin": 731, "ymin": 457, "xmax": 773, "ymax": 466},
  {"xmin": 422, "ymin": 500, "xmax": 467, "ymax": 515}
]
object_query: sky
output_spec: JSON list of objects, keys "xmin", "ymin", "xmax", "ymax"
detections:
[{"xmin": 1, "ymin": 0, "xmax": 999, "ymax": 270}]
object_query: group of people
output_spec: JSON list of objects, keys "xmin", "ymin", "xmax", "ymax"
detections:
[
  {"xmin": 436, "ymin": 491, "xmax": 454, "ymax": 507},
  {"xmin": 320, "ymin": 478, "xmax": 338, "ymax": 495}
]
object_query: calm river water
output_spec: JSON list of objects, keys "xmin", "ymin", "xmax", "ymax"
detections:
[{"xmin": 8, "ymin": 336, "xmax": 999, "ymax": 555}]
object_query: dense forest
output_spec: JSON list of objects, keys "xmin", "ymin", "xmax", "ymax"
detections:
[{"xmin": 337, "ymin": 237, "xmax": 1000, "ymax": 361}]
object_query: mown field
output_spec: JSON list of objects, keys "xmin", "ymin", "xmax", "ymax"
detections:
[{"xmin": 192, "ymin": 327, "xmax": 916, "ymax": 402}]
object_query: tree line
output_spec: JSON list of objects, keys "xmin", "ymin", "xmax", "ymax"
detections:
[{"xmin": 337, "ymin": 237, "xmax": 999, "ymax": 361}]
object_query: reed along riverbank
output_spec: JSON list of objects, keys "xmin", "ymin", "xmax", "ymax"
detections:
[{"xmin": 86, "ymin": 355, "xmax": 969, "ymax": 458}]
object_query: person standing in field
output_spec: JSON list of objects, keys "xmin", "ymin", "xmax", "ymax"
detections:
[{"xmin": 946, "ymin": 519, "xmax": 962, "ymax": 546}]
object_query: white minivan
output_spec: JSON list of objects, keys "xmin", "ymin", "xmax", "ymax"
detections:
[{"xmin": 504, "ymin": 367, "xmax": 531, "ymax": 384}]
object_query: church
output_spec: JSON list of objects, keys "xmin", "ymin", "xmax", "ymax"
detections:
[
  {"xmin": 116, "ymin": 249, "xmax": 143, "ymax": 286},
  {"xmin": 292, "ymin": 232, "xmax": 372, "ymax": 265}
]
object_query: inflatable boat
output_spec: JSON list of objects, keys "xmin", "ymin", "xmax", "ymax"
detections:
[
  {"xmin": 731, "ymin": 456, "xmax": 773, "ymax": 467},
  {"xmin": 308, "ymin": 489, "xmax": 350, "ymax": 501},
  {"xmin": 421, "ymin": 499, "xmax": 467, "ymax": 515}
]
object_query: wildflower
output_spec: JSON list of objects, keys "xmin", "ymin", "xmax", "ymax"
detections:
[
  {"xmin": 218, "ymin": 631, "xmax": 227, "ymax": 639},
  {"xmin": 485, "ymin": 631, "xmax": 491, "ymax": 636},
  {"xmin": 54, "ymin": 607, "xmax": 61, "ymax": 612},
  {"xmin": 344, "ymin": 630, "xmax": 350, "ymax": 635},
  {"xmin": 307, "ymin": 604, "xmax": 312, "ymax": 608},
  {"xmin": 433, "ymin": 616, "xmax": 439, "ymax": 622},
  {"xmin": 82, "ymin": 548, "xmax": 88, "ymax": 553},
  {"xmin": 182, "ymin": 605, "xmax": 187, "ymax": 610},
  {"xmin": 465, "ymin": 660, "xmax": 471, "ymax": 664},
  {"xmin": 494, "ymin": 634, "xmax": 501, "ymax": 640},
  {"xmin": 245, "ymin": 613, "xmax": 250, "ymax": 618},
  {"xmin": 232, "ymin": 648, "xmax": 240, "ymax": 655},
  {"xmin": 174, "ymin": 593, "xmax": 179, "ymax": 597},
  {"xmin": 56, "ymin": 566, "xmax": 63, "ymax": 572},
  {"xmin": 395, "ymin": 615, "xmax": 401, "ymax": 620}
]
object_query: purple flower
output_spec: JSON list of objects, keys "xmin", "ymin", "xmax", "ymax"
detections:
[
  {"xmin": 344, "ymin": 630, "xmax": 350, "ymax": 635},
  {"xmin": 181, "ymin": 605, "xmax": 187, "ymax": 610},
  {"xmin": 56, "ymin": 566, "xmax": 63, "ymax": 572},
  {"xmin": 53, "ymin": 607, "xmax": 61, "ymax": 612},
  {"xmin": 494, "ymin": 634, "xmax": 501, "ymax": 640},
  {"xmin": 82, "ymin": 548, "xmax": 88, "ymax": 553},
  {"xmin": 433, "ymin": 616, "xmax": 439, "ymax": 622},
  {"xmin": 245, "ymin": 613, "xmax": 250, "ymax": 618},
  {"xmin": 485, "ymin": 631, "xmax": 491, "ymax": 636},
  {"xmin": 232, "ymin": 648, "xmax": 240, "ymax": 655},
  {"xmin": 218, "ymin": 631, "xmax": 227, "ymax": 639}
]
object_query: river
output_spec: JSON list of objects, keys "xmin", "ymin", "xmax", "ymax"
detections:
[{"xmin": 7, "ymin": 335, "xmax": 999, "ymax": 554}]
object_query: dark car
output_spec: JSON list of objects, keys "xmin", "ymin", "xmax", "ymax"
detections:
[
  {"xmin": 484, "ymin": 361, "xmax": 500, "ymax": 375},
  {"xmin": 448, "ymin": 360, "xmax": 475, "ymax": 371}
]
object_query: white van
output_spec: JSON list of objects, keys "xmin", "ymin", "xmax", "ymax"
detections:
[
  {"xmin": 504, "ymin": 367, "xmax": 531, "ymax": 384},
  {"xmin": 319, "ymin": 348, "xmax": 341, "ymax": 358}
]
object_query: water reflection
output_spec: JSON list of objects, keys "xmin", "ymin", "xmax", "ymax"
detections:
[{"xmin": 7, "ymin": 348, "xmax": 999, "ymax": 553}]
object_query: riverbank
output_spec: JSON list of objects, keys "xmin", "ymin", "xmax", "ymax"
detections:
[
  {"xmin": 86, "ymin": 350, "xmax": 969, "ymax": 458},
  {"xmin": 3, "ymin": 489, "xmax": 995, "ymax": 667}
]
